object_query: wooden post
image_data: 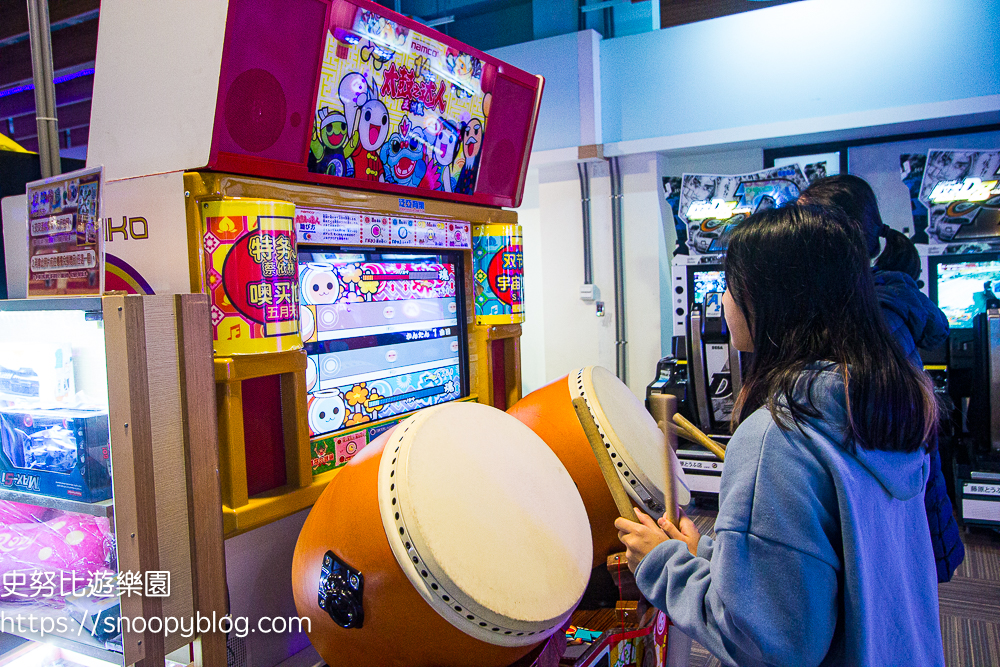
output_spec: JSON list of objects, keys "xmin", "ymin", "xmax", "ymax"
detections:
[{"xmin": 176, "ymin": 295, "xmax": 228, "ymax": 667}]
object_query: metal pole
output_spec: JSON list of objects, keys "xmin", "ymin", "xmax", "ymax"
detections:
[
  {"xmin": 27, "ymin": 0, "xmax": 61, "ymax": 177},
  {"xmin": 609, "ymin": 156, "xmax": 626, "ymax": 383},
  {"xmin": 578, "ymin": 162, "xmax": 593, "ymax": 285}
]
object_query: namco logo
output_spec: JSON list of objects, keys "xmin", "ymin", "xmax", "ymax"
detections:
[{"xmin": 411, "ymin": 40, "xmax": 439, "ymax": 58}]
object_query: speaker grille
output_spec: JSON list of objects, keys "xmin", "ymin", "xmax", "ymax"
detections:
[
  {"xmin": 477, "ymin": 75, "xmax": 534, "ymax": 198},
  {"xmin": 484, "ymin": 139, "xmax": 517, "ymax": 192},
  {"xmin": 226, "ymin": 632, "xmax": 250, "ymax": 667},
  {"xmin": 225, "ymin": 68, "xmax": 287, "ymax": 153}
]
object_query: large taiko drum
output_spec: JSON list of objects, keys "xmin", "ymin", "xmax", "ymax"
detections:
[
  {"xmin": 508, "ymin": 366, "xmax": 690, "ymax": 569},
  {"xmin": 292, "ymin": 402, "xmax": 593, "ymax": 667}
]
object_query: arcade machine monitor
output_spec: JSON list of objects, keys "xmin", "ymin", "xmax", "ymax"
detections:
[
  {"xmin": 299, "ymin": 248, "xmax": 468, "ymax": 438},
  {"xmin": 929, "ymin": 254, "xmax": 1000, "ymax": 329},
  {"xmin": 689, "ymin": 267, "xmax": 726, "ymax": 309}
]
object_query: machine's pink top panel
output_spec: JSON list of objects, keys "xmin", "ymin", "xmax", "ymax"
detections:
[{"xmin": 208, "ymin": 0, "xmax": 543, "ymax": 209}]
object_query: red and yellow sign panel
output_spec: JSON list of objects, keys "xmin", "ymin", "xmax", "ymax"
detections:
[
  {"xmin": 202, "ymin": 199, "xmax": 302, "ymax": 355},
  {"xmin": 473, "ymin": 224, "xmax": 523, "ymax": 325}
]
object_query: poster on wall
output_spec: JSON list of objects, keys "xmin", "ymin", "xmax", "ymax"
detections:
[
  {"xmin": 25, "ymin": 166, "xmax": 104, "ymax": 297},
  {"xmin": 662, "ymin": 177, "xmax": 687, "ymax": 256},
  {"xmin": 309, "ymin": 8, "xmax": 491, "ymax": 196},
  {"xmin": 772, "ymin": 151, "xmax": 841, "ymax": 185},
  {"xmin": 900, "ymin": 153, "xmax": 929, "ymax": 244},
  {"xmin": 677, "ymin": 164, "xmax": 808, "ymax": 256},
  {"xmin": 917, "ymin": 149, "xmax": 1000, "ymax": 247}
]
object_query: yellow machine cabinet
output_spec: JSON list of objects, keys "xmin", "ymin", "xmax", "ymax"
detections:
[{"xmin": 181, "ymin": 172, "xmax": 522, "ymax": 536}]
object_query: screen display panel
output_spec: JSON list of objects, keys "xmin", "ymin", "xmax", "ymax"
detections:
[
  {"xmin": 932, "ymin": 255, "xmax": 1000, "ymax": 328},
  {"xmin": 690, "ymin": 269, "xmax": 727, "ymax": 309},
  {"xmin": 299, "ymin": 248, "xmax": 467, "ymax": 437},
  {"xmin": 308, "ymin": 7, "xmax": 491, "ymax": 196}
]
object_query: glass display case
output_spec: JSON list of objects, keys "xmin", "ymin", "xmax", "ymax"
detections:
[{"xmin": 0, "ymin": 296, "xmax": 226, "ymax": 667}]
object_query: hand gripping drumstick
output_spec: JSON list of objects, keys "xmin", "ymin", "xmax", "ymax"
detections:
[
  {"xmin": 572, "ymin": 398, "xmax": 638, "ymax": 521},
  {"xmin": 646, "ymin": 393, "xmax": 680, "ymax": 528},
  {"xmin": 672, "ymin": 413, "xmax": 727, "ymax": 462}
]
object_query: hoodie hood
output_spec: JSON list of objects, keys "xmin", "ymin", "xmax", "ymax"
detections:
[
  {"xmin": 792, "ymin": 365, "xmax": 928, "ymax": 501},
  {"xmin": 874, "ymin": 270, "xmax": 950, "ymax": 352}
]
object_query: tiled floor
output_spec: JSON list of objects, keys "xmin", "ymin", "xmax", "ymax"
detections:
[{"xmin": 686, "ymin": 508, "xmax": 1000, "ymax": 667}]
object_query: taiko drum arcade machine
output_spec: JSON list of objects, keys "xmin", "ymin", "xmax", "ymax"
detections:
[{"xmin": 84, "ymin": 0, "xmax": 542, "ymax": 536}]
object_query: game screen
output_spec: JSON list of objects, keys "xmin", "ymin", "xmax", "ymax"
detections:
[
  {"xmin": 934, "ymin": 258, "xmax": 1000, "ymax": 328},
  {"xmin": 309, "ymin": 7, "xmax": 490, "ymax": 196},
  {"xmin": 691, "ymin": 270, "xmax": 727, "ymax": 309},
  {"xmin": 299, "ymin": 249, "xmax": 466, "ymax": 437}
]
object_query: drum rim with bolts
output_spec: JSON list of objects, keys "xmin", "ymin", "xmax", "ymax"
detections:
[
  {"xmin": 572, "ymin": 366, "xmax": 691, "ymax": 515},
  {"xmin": 377, "ymin": 402, "xmax": 592, "ymax": 648}
]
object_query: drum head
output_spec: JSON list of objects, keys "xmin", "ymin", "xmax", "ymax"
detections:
[
  {"xmin": 378, "ymin": 402, "xmax": 592, "ymax": 647},
  {"xmin": 576, "ymin": 367, "xmax": 691, "ymax": 513}
]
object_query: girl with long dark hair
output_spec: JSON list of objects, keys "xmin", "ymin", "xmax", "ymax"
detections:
[
  {"xmin": 798, "ymin": 174, "xmax": 963, "ymax": 583},
  {"xmin": 616, "ymin": 205, "xmax": 944, "ymax": 666}
]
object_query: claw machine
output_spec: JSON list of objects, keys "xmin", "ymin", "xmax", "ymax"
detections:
[{"xmin": 0, "ymin": 295, "xmax": 224, "ymax": 667}]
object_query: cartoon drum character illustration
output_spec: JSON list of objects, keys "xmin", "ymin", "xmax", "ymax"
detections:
[
  {"xmin": 306, "ymin": 356, "xmax": 319, "ymax": 393},
  {"xmin": 308, "ymin": 388, "xmax": 347, "ymax": 436},
  {"xmin": 300, "ymin": 263, "xmax": 341, "ymax": 305}
]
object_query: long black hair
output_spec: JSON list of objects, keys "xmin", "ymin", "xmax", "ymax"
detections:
[
  {"xmin": 725, "ymin": 204, "xmax": 937, "ymax": 453},
  {"xmin": 799, "ymin": 174, "xmax": 923, "ymax": 274}
]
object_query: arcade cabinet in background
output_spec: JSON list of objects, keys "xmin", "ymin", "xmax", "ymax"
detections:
[
  {"xmin": 928, "ymin": 253, "xmax": 1000, "ymax": 527},
  {"xmin": 650, "ymin": 166, "xmax": 808, "ymax": 500},
  {"xmin": 648, "ymin": 264, "xmax": 738, "ymax": 499}
]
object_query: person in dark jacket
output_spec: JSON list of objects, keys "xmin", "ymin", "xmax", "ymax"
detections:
[
  {"xmin": 799, "ymin": 174, "xmax": 964, "ymax": 582},
  {"xmin": 616, "ymin": 205, "xmax": 945, "ymax": 667}
]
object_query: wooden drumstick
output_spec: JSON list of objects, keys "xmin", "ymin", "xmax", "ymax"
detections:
[
  {"xmin": 671, "ymin": 419, "xmax": 710, "ymax": 444},
  {"xmin": 646, "ymin": 393, "xmax": 679, "ymax": 528},
  {"xmin": 672, "ymin": 413, "xmax": 726, "ymax": 461},
  {"xmin": 572, "ymin": 398, "xmax": 638, "ymax": 521}
]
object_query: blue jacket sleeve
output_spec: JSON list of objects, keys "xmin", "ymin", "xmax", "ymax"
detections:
[
  {"xmin": 635, "ymin": 413, "xmax": 841, "ymax": 667},
  {"xmin": 636, "ymin": 530, "xmax": 838, "ymax": 667},
  {"xmin": 696, "ymin": 535, "xmax": 714, "ymax": 560},
  {"xmin": 874, "ymin": 270, "xmax": 949, "ymax": 351}
]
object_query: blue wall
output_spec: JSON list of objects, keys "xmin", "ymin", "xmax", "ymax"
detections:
[
  {"xmin": 492, "ymin": 0, "xmax": 1000, "ymax": 151},
  {"xmin": 601, "ymin": 0, "xmax": 999, "ymax": 144},
  {"xmin": 490, "ymin": 33, "xmax": 582, "ymax": 152}
]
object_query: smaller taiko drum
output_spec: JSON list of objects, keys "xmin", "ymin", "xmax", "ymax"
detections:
[
  {"xmin": 508, "ymin": 366, "xmax": 690, "ymax": 568},
  {"xmin": 292, "ymin": 402, "xmax": 593, "ymax": 667}
]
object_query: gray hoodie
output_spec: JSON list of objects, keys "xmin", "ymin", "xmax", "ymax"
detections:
[{"xmin": 636, "ymin": 367, "xmax": 944, "ymax": 667}]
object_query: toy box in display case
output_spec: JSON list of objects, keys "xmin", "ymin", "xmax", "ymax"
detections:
[
  {"xmin": 0, "ymin": 304, "xmax": 110, "ymax": 508},
  {"xmin": 0, "ymin": 407, "xmax": 112, "ymax": 502},
  {"xmin": 0, "ymin": 342, "xmax": 74, "ymax": 403}
]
